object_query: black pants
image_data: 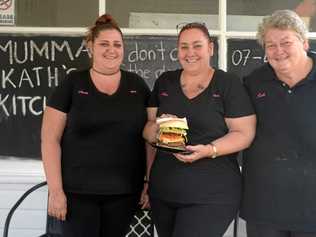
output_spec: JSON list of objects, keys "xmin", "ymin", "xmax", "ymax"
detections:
[
  {"xmin": 150, "ymin": 198, "xmax": 237, "ymax": 237},
  {"xmin": 62, "ymin": 192, "xmax": 139, "ymax": 237},
  {"xmin": 247, "ymin": 222, "xmax": 316, "ymax": 237}
]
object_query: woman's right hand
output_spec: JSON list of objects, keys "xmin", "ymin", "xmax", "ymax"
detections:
[
  {"xmin": 48, "ymin": 190, "xmax": 67, "ymax": 221},
  {"xmin": 143, "ymin": 121, "xmax": 159, "ymax": 143}
]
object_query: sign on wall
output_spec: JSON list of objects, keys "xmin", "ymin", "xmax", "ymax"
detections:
[{"xmin": 0, "ymin": 0, "xmax": 15, "ymax": 25}]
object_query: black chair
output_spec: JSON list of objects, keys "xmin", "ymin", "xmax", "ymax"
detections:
[{"xmin": 2, "ymin": 181, "xmax": 62, "ymax": 237}]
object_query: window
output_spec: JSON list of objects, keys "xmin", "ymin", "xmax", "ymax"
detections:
[
  {"xmin": 227, "ymin": 0, "xmax": 316, "ymax": 31},
  {"xmin": 107, "ymin": 0, "xmax": 219, "ymax": 29},
  {"xmin": 15, "ymin": 0, "xmax": 98, "ymax": 27}
]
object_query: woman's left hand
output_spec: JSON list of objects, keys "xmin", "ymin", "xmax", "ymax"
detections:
[
  {"xmin": 139, "ymin": 183, "xmax": 150, "ymax": 209},
  {"xmin": 174, "ymin": 144, "xmax": 211, "ymax": 163}
]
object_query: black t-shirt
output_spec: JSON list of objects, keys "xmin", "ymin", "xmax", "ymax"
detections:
[
  {"xmin": 241, "ymin": 53, "xmax": 316, "ymax": 231},
  {"xmin": 48, "ymin": 69, "xmax": 150, "ymax": 195},
  {"xmin": 148, "ymin": 69, "xmax": 254, "ymax": 204}
]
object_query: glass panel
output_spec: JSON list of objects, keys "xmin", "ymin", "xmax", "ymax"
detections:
[
  {"xmin": 107, "ymin": 0, "xmax": 219, "ymax": 29},
  {"xmin": 227, "ymin": 0, "xmax": 316, "ymax": 32},
  {"xmin": 14, "ymin": 0, "xmax": 98, "ymax": 27}
]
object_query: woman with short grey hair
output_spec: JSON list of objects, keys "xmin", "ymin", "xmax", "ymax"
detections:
[
  {"xmin": 257, "ymin": 9, "xmax": 308, "ymax": 46},
  {"xmin": 241, "ymin": 9, "xmax": 316, "ymax": 237}
]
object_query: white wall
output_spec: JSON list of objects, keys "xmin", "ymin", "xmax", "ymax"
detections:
[{"xmin": 0, "ymin": 158, "xmax": 47, "ymax": 237}]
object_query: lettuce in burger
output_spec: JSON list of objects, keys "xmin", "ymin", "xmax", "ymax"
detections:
[{"xmin": 156, "ymin": 117, "xmax": 189, "ymax": 150}]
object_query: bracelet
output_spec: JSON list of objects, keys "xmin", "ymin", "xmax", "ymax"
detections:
[{"xmin": 209, "ymin": 143, "xmax": 218, "ymax": 159}]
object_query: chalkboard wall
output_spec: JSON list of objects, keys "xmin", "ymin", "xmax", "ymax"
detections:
[
  {"xmin": 0, "ymin": 34, "xmax": 218, "ymax": 159},
  {"xmin": 227, "ymin": 39, "xmax": 265, "ymax": 78}
]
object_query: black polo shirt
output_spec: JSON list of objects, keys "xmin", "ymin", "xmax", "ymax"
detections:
[
  {"xmin": 148, "ymin": 69, "xmax": 254, "ymax": 204},
  {"xmin": 48, "ymin": 69, "xmax": 149, "ymax": 195},
  {"xmin": 241, "ymin": 52, "xmax": 316, "ymax": 231}
]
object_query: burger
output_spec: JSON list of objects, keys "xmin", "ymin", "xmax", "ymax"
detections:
[{"xmin": 156, "ymin": 117, "xmax": 189, "ymax": 150}]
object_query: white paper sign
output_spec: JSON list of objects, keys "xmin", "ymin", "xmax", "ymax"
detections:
[{"xmin": 0, "ymin": 0, "xmax": 15, "ymax": 25}]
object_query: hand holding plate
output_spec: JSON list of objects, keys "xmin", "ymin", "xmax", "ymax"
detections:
[{"xmin": 174, "ymin": 144, "xmax": 211, "ymax": 163}]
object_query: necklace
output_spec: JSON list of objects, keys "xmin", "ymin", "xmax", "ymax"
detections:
[{"xmin": 92, "ymin": 67, "xmax": 120, "ymax": 76}]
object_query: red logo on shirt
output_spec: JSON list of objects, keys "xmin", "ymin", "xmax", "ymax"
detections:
[
  {"xmin": 78, "ymin": 90, "xmax": 89, "ymax": 95},
  {"xmin": 256, "ymin": 92, "xmax": 266, "ymax": 98},
  {"xmin": 160, "ymin": 92, "xmax": 168, "ymax": 96}
]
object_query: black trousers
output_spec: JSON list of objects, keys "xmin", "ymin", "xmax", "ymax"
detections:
[
  {"xmin": 247, "ymin": 222, "xmax": 316, "ymax": 237},
  {"xmin": 61, "ymin": 192, "xmax": 139, "ymax": 237},
  {"xmin": 150, "ymin": 198, "xmax": 238, "ymax": 237}
]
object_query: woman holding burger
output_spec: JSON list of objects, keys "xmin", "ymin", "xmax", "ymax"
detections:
[{"xmin": 143, "ymin": 22, "xmax": 256, "ymax": 237}]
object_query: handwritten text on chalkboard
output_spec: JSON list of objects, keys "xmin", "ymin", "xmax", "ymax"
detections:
[
  {"xmin": 0, "ymin": 35, "xmax": 182, "ymax": 158},
  {"xmin": 0, "ymin": 39, "xmax": 88, "ymax": 118}
]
